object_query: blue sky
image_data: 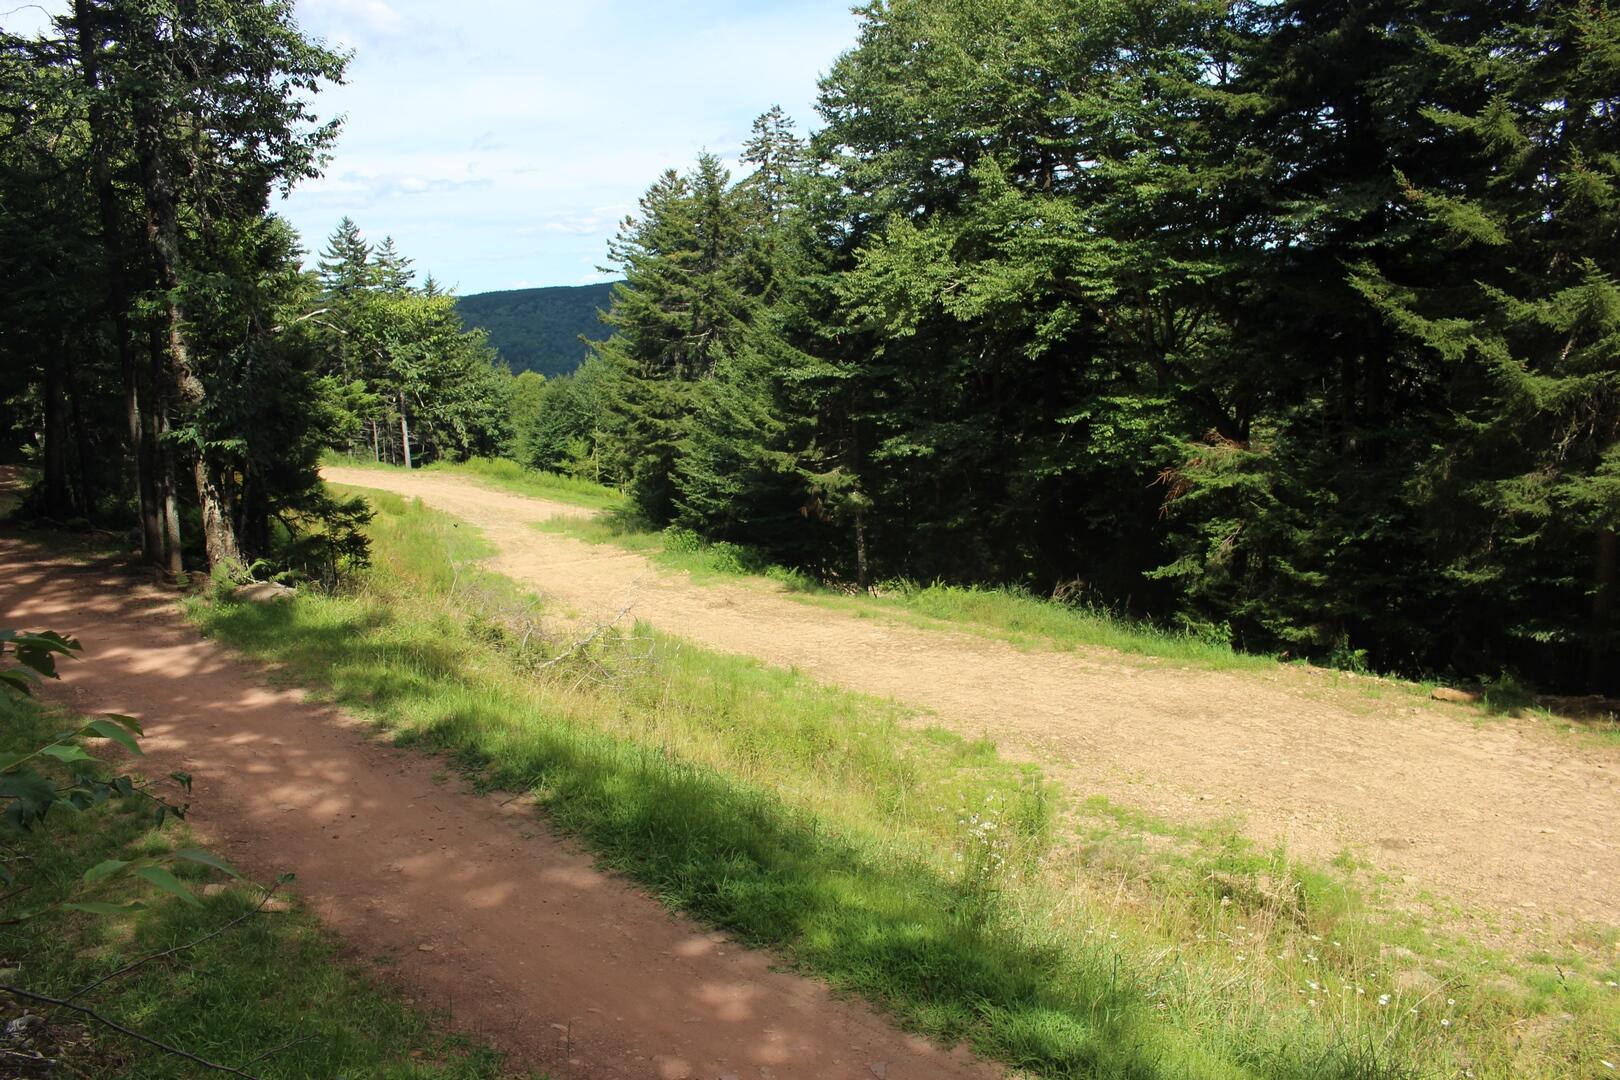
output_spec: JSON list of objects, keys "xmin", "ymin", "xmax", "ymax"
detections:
[{"xmin": 3, "ymin": 0, "xmax": 859, "ymax": 294}]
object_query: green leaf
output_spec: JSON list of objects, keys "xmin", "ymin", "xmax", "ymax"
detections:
[
  {"xmin": 85, "ymin": 717, "xmax": 142, "ymax": 755},
  {"xmin": 0, "ymin": 768, "xmax": 56, "ymax": 806},
  {"xmin": 40, "ymin": 745, "xmax": 94, "ymax": 765},
  {"xmin": 64, "ymin": 901, "xmax": 147, "ymax": 916},
  {"xmin": 174, "ymin": 848, "xmax": 242, "ymax": 879},
  {"xmin": 83, "ymin": 859, "xmax": 130, "ymax": 884},
  {"xmin": 104, "ymin": 714, "xmax": 144, "ymax": 736},
  {"xmin": 134, "ymin": 865, "xmax": 201, "ymax": 907}
]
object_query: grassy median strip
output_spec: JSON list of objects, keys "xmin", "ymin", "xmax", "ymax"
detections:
[
  {"xmin": 186, "ymin": 489, "xmax": 1616, "ymax": 1079},
  {"xmin": 0, "ymin": 691, "xmax": 514, "ymax": 1080}
]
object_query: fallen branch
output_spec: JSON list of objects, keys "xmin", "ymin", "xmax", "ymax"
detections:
[
  {"xmin": 536, "ymin": 590, "xmax": 639, "ymax": 673},
  {"xmin": 0, "ymin": 986, "xmax": 262, "ymax": 1079}
]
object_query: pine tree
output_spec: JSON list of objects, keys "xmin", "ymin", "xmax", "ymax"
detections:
[
  {"xmin": 319, "ymin": 216, "xmax": 372, "ymax": 295},
  {"xmin": 374, "ymin": 235, "xmax": 415, "ymax": 293}
]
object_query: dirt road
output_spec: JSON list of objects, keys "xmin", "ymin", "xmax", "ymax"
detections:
[
  {"xmin": 323, "ymin": 466, "xmax": 1620, "ymax": 933},
  {"xmin": 0, "ymin": 542, "xmax": 995, "ymax": 1080}
]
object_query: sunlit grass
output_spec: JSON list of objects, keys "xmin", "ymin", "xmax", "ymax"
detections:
[
  {"xmin": 0, "ymin": 692, "xmax": 515, "ymax": 1080},
  {"xmin": 179, "ymin": 490, "xmax": 1620, "ymax": 1078}
]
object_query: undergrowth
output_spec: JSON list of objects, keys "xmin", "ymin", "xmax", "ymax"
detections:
[
  {"xmin": 0, "ymin": 691, "xmax": 514, "ymax": 1079},
  {"xmin": 184, "ymin": 490, "xmax": 1620, "ymax": 1078}
]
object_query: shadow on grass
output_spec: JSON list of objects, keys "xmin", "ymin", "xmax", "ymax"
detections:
[{"xmin": 197, "ymin": 591, "xmax": 1415, "ymax": 1080}]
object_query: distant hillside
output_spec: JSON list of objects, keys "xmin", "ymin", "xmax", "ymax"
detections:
[{"xmin": 455, "ymin": 282, "xmax": 618, "ymax": 378}]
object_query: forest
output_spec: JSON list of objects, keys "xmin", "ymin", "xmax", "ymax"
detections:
[
  {"xmin": 515, "ymin": 2, "xmax": 1620, "ymax": 694},
  {"xmin": 4, "ymin": 0, "xmax": 1618, "ymax": 693}
]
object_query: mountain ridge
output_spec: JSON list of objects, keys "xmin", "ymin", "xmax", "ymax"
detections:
[{"xmin": 455, "ymin": 281, "xmax": 618, "ymax": 378}]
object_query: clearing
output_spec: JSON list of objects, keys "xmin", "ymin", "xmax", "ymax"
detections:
[{"xmin": 320, "ymin": 465, "xmax": 1620, "ymax": 935}]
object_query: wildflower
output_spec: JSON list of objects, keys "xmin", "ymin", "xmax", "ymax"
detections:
[
  {"xmin": 1377, "ymin": 994, "xmax": 1391, "ymax": 1006},
  {"xmin": 1355, "ymin": 987, "xmax": 1365, "ymax": 996},
  {"xmin": 1306, "ymin": 980, "xmax": 1320, "ymax": 992}
]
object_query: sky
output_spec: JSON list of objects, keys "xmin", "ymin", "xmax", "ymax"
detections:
[{"xmin": 1, "ymin": 0, "xmax": 859, "ymax": 294}]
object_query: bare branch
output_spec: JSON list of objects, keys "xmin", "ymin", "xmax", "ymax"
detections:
[{"xmin": 0, "ymin": 986, "xmax": 263, "ymax": 1079}]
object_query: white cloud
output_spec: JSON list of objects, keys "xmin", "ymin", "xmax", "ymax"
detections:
[{"xmin": 1, "ymin": 1, "xmax": 859, "ymax": 293}]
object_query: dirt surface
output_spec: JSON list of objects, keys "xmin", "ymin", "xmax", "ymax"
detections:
[
  {"xmin": 0, "ymin": 542, "xmax": 997, "ymax": 1080},
  {"xmin": 323, "ymin": 466, "xmax": 1620, "ymax": 934}
]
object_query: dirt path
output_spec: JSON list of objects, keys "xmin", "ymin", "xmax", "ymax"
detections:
[
  {"xmin": 0, "ymin": 542, "xmax": 996, "ymax": 1080},
  {"xmin": 323, "ymin": 466, "xmax": 1620, "ymax": 934}
]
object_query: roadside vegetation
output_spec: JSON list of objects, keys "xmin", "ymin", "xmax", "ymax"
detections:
[
  {"xmin": 187, "ymin": 489, "xmax": 1620, "ymax": 1079},
  {"xmin": 0, "ymin": 690, "xmax": 516, "ymax": 1080}
]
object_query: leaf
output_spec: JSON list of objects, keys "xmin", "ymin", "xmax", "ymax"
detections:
[
  {"xmin": 64, "ymin": 901, "xmax": 147, "ymax": 916},
  {"xmin": 84, "ymin": 718, "xmax": 142, "ymax": 756},
  {"xmin": 104, "ymin": 714, "xmax": 144, "ymax": 736},
  {"xmin": 174, "ymin": 848, "xmax": 242, "ymax": 879},
  {"xmin": 0, "ymin": 670, "xmax": 37, "ymax": 695},
  {"xmin": 83, "ymin": 859, "xmax": 131, "ymax": 884},
  {"xmin": 0, "ymin": 769, "xmax": 56, "ymax": 807},
  {"xmin": 134, "ymin": 865, "xmax": 201, "ymax": 907},
  {"xmin": 40, "ymin": 745, "xmax": 94, "ymax": 765},
  {"xmin": 169, "ymin": 771, "xmax": 193, "ymax": 793}
]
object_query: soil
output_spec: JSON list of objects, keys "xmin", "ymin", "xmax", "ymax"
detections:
[
  {"xmin": 321, "ymin": 466, "xmax": 1620, "ymax": 935},
  {"xmin": 0, "ymin": 542, "xmax": 997, "ymax": 1080}
]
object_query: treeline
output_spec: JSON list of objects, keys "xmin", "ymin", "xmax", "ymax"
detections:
[
  {"xmin": 516, "ymin": 1, "xmax": 1620, "ymax": 692},
  {"xmin": 0, "ymin": 4, "xmax": 505, "ymax": 579}
]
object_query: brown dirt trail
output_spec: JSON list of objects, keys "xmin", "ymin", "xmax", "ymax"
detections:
[
  {"xmin": 0, "ymin": 543, "xmax": 996, "ymax": 1080},
  {"xmin": 323, "ymin": 466, "xmax": 1620, "ymax": 933}
]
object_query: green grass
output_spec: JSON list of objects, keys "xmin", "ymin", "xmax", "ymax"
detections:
[
  {"xmin": 180, "ymin": 489, "xmax": 1620, "ymax": 1078},
  {"xmin": 532, "ymin": 511, "xmax": 1271, "ymax": 671},
  {"xmin": 0, "ymin": 691, "xmax": 521, "ymax": 1080}
]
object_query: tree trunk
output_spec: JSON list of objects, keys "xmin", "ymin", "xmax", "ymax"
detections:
[
  {"xmin": 1593, "ymin": 527, "xmax": 1617, "ymax": 694},
  {"xmin": 132, "ymin": 92, "xmax": 241, "ymax": 571},
  {"xmin": 399, "ymin": 393, "xmax": 413, "ymax": 469},
  {"xmin": 74, "ymin": 0, "xmax": 161, "ymax": 560},
  {"xmin": 62, "ymin": 351, "xmax": 96, "ymax": 517},
  {"xmin": 854, "ymin": 503, "xmax": 869, "ymax": 589},
  {"xmin": 126, "ymin": 352, "xmax": 162, "ymax": 560},
  {"xmin": 371, "ymin": 418, "xmax": 380, "ymax": 462},
  {"xmin": 42, "ymin": 362, "xmax": 72, "ymax": 519},
  {"xmin": 194, "ymin": 457, "xmax": 242, "ymax": 569},
  {"xmin": 149, "ymin": 327, "xmax": 185, "ymax": 579}
]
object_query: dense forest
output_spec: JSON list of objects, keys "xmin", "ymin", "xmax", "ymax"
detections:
[
  {"xmin": 0, "ymin": 5, "xmax": 506, "ymax": 580},
  {"xmin": 519, "ymin": 2, "xmax": 1620, "ymax": 694},
  {"xmin": 3, "ymin": 0, "xmax": 1617, "ymax": 693},
  {"xmin": 455, "ymin": 282, "xmax": 616, "ymax": 378}
]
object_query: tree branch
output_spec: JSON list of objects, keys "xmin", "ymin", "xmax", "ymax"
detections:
[{"xmin": 0, "ymin": 985, "xmax": 263, "ymax": 1079}]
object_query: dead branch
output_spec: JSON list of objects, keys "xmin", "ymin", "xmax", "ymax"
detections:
[{"xmin": 0, "ymin": 986, "xmax": 263, "ymax": 1079}]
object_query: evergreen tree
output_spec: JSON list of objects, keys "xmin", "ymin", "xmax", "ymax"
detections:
[{"xmin": 318, "ymin": 216, "xmax": 373, "ymax": 295}]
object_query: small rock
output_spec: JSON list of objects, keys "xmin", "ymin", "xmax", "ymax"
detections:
[
  {"xmin": 1430, "ymin": 686, "xmax": 1480, "ymax": 704},
  {"xmin": 201, "ymin": 883, "xmax": 230, "ymax": 898},
  {"xmin": 231, "ymin": 580, "xmax": 295, "ymax": 604},
  {"xmin": 869, "ymin": 1063, "xmax": 889, "ymax": 1079},
  {"xmin": 5, "ymin": 1013, "xmax": 45, "ymax": 1039},
  {"xmin": 417, "ymin": 943, "xmax": 435, "ymax": 953}
]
